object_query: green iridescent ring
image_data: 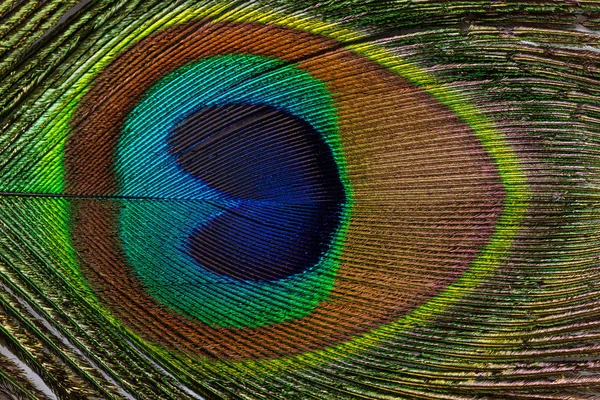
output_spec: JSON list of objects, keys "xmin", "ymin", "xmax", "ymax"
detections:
[{"xmin": 15, "ymin": 6, "xmax": 526, "ymax": 371}]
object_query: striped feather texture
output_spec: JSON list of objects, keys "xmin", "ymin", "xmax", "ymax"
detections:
[{"xmin": 1, "ymin": 1, "xmax": 600, "ymax": 399}]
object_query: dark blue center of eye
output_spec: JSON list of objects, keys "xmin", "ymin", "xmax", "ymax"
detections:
[{"xmin": 168, "ymin": 104, "xmax": 346, "ymax": 282}]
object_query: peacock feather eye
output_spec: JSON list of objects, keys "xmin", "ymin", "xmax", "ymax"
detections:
[{"xmin": 1, "ymin": 1, "xmax": 599, "ymax": 399}]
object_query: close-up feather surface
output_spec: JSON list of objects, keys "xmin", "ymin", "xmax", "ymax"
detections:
[{"xmin": 1, "ymin": 0, "xmax": 600, "ymax": 399}]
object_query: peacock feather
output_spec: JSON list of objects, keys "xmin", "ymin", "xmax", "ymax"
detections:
[{"xmin": 1, "ymin": 1, "xmax": 599, "ymax": 399}]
